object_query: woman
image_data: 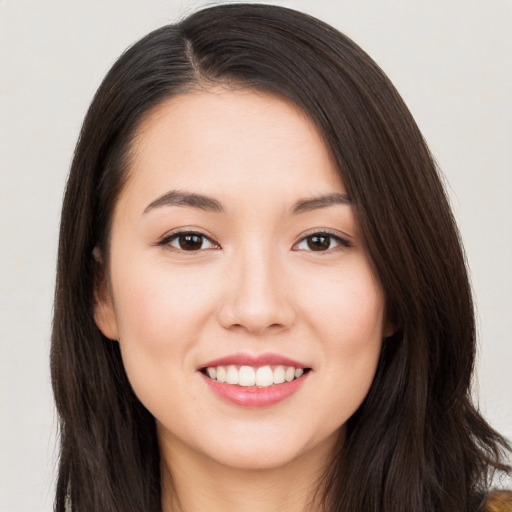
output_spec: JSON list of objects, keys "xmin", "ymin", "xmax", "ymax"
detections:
[{"xmin": 51, "ymin": 3, "xmax": 511, "ymax": 512}]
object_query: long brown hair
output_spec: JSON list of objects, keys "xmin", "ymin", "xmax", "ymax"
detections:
[{"xmin": 51, "ymin": 4, "xmax": 511, "ymax": 511}]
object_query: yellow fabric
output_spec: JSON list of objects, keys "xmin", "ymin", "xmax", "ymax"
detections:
[{"xmin": 486, "ymin": 490, "xmax": 512, "ymax": 512}]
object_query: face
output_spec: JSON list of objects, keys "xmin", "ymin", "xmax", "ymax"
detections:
[{"xmin": 95, "ymin": 88, "xmax": 392, "ymax": 473}]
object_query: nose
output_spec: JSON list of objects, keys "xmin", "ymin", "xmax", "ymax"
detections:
[{"xmin": 216, "ymin": 246, "xmax": 296, "ymax": 335}]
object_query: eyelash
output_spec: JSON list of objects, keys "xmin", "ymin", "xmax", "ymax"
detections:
[
  {"xmin": 156, "ymin": 231, "xmax": 220, "ymax": 252},
  {"xmin": 156, "ymin": 230, "xmax": 352, "ymax": 253},
  {"xmin": 293, "ymin": 230, "xmax": 352, "ymax": 252}
]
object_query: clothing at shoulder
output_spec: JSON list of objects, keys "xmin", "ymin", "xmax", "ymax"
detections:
[{"xmin": 486, "ymin": 490, "xmax": 512, "ymax": 512}]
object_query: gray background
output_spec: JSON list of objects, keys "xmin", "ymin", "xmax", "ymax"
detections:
[{"xmin": 1, "ymin": 0, "xmax": 511, "ymax": 510}]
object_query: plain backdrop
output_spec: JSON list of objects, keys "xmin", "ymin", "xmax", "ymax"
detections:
[{"xmin": 1, "ymin": 0, "xmax": 511, "ymax": 510}]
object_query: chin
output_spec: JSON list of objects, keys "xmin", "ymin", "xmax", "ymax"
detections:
[
  {"xmin": 212, "ymin": 444, "xmax": 302, "ymax": 471},
  {"xmin": 194, "ymin": 424, "xmax": 340, "ymax": 472}
]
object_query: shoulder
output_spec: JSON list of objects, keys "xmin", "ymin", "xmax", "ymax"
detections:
[{"xmin": 485, "ymin": 490, "xmax": 512, "ymax": 512}]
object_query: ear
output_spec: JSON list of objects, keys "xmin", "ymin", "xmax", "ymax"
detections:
[
  {"xmin": 383, "ymin": 319, "xmax": 396, "ymax": 339},
  {"xmin": 382, "ymin": 305, "xmax": 397, "ymax": 339},
  {"xmin": 92, "ymin": 247, "xmax": 119, "ymax": 340}
]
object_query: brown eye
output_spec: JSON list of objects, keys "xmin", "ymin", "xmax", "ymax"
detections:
[
  {"xmin": 306, "ymin": 235, "xmax": 331, "ymax": 251},
  {"xmin": 163, "ymin": 232, "xmax": 218, "ymax": 251},
  {"xmin": 294, "ymin": 232, "xmax": 351, "ymax": 252},
  {"xmin": 178, "ymin": 234, "xmax": 204, "ymax": 250}
]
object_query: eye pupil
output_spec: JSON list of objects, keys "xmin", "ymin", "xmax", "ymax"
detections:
[
  {"xmin": 179, "ymin": 234, "xmax": 203, "ymax": 250},
  {"xmin": 307, "ymin": 235, "xmax": 330, "ymax": 251}
]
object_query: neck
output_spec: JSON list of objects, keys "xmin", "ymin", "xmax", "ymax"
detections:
[{"xmin": 159, "ymin": 432, "xmax": 338, "ymax": 512}]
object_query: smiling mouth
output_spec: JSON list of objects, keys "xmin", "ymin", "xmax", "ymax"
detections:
[{"xmin": 201, "ymin": 365, "xmax": 311, "ymax": 387}]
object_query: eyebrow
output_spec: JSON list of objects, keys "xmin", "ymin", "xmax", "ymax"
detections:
[
  {"xmin": 143, "ymin": 190, "xmax": 351, "ymax": 215},
  {"xmin": 290, "ymin": 193, "xmax": 352, "ymax": 214},
  {"xmin": 144, "ymin": 190, "xmax": 223, "ymax": 214}
]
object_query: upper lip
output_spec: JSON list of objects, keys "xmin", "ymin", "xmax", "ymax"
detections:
[{"xmin": 200, "ymin": 352, "xmax": 309, "ymax": 369}]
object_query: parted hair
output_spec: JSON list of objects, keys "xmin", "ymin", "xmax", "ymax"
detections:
[{"xmin": 51, "ymin": 4, "xmax": 511, "ymax": 512}]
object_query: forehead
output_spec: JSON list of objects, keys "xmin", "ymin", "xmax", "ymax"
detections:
[{"xmin": 121, "ymin": 87, "xmax": 344, "ymax": 216}]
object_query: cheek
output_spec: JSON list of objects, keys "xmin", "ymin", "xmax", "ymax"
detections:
[
  {"xmin": 329, "ymin": 280, "xmax": 384, "ymax": 373},
  {"xmin": 299, "ymin": 264, "xmax": 385, "ymax": 408},
  {"xmin": 303, "ymin": 264, "xmax": 386, "ymax": 347},
  {"xmin": 108, "ymin": 259, "xmax": 219, "ymax": 403},
  {"xmin": 111, "ymin": 259, "xmax": 216, "ymax": 348},
  {"xmin": 109, "ymin": 262, "xmax": 218, "ymax": 421}
]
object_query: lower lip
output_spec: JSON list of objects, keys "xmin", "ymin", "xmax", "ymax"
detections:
[{"xmin": 201, "ymin": 372, "xmax": 309, "ymax": 407}]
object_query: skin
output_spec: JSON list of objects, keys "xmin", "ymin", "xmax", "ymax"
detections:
[{"xmin": 94, "ymin": 87, "xmax": 393, "ymax": 512}]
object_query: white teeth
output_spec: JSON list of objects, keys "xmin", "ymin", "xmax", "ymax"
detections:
[
  {"xmin": 216, "ymin": 366, "xmax": 226, "ymax": 383},
  {"xmin": 225, "ymin": 365, "xmax": 239, "ymax": 385},
  {"xmin": 256, "ymin": 366, "xmax": 274, "ymax": 387},
  {"xmin": 239, "ymin": 365, "xmax": 256, "ymax": 386},
  {"xmin": 204, "ymin": 364, "xmax": 307, "ymax": 387},
  {"xmin": 273, "ymin": 365, "xmax": 285, "ymax": 384}
]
